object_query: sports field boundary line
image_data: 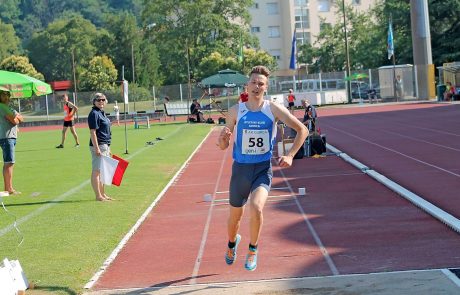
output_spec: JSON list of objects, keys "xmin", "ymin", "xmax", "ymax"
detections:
[
  {"xmin": 327, "ymin": 143, "xmax": 460, "ymax": 234},
  {"xmin": 84, "ymin": 126, "xmax": 213, "ymax": 289},
  {"xmin": 275, "ymin": 159, "xmax": 340, "ymax": 276}
]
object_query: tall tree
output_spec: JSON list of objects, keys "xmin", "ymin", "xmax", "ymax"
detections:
[
  {"xmin": 141, "ymin": 0, "xmax": 254, "ymax": 84},
  {"xmin": 0, "ymin": 20, "xmax": 21, "ymax": 62},
  {"xmin": 79, "ymin": 55, "xmax": 118, "ymax": 91},
  {"xmin": 0, "ymin": 55, "xmax": 44, "ymax": 80},
  {"xmin": 27, "ymin": 14, "xmax": 111, "ymax": 81}
]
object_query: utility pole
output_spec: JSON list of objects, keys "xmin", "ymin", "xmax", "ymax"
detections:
[
  {"xmin": 71, "ymin": 48, "xmax": 79, "ymax": 120},
  {"xmin": 342, "ymin": 0, "xmax": 352, "ymax": 103}
]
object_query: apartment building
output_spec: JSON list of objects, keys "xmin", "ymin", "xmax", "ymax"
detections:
[{"xmin": 249, "ymin": 0, "xmax": 376, "ymax": 76}]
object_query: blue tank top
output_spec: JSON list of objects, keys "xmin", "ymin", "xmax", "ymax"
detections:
[{"xmin": 233, "ymin": 100, "xmax": 277, "ymax": 163}]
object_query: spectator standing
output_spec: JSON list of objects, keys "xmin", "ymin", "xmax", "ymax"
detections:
[
  {"xmin": 88, "ymin": 93, "xmax": 113, "ymax": 201},
  {"xmin": 395, "ymin": 75, "xmax": 403, "ymax": 100},
  {"xmin": 56, "ymin": 93, "xmax": 80, "ymax": 148},
  {"xmin": 286, "ymin": 89, "xmax": 295, "ymax": 114},
  {"xmin": 0, "ymin": 90, "xmax": 23, "ymax": 195},
  {"xmin": 113, "ymin": 100, "xmax": 120, "ymax": 126}
]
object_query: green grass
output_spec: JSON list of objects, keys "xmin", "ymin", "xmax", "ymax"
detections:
[{"xmin": 0, "ymin": 122, "xmax": 212, "ymax": 294}]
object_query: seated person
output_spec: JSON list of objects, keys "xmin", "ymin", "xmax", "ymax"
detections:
[
  {"xmin": 444, "ymin": 82, "xmax": 456, "ymax": 101},
  {"xmin": 301, "ymin": 99, "xmax": 317, "ymax": 132},
  {"xmin": 190, "ymin": 98, "xmax": 204, "ymax": 122}
]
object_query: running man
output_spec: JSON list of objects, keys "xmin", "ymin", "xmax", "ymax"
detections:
[
  {"xmin": 56, "ymin": 93, "xmax": 80, "ymax": 148},
  {"xmin": 217, "ymin": 65, "xmax": 308, "ymax": 271}
]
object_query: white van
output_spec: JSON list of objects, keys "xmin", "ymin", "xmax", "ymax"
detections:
[{"xmin": 279, "ymin": 79, "xmax": 345, "ymax": 92}]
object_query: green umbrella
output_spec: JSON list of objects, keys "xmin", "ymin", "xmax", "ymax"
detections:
[
  {"xmin": 0, "ymin": 70, "xmax": 52, "ymax": 98},
  {"xmin": 200, "ymin": 69, "xmax": 249, "ymax": 88},
  {"xmin": 344, "ymin": 73, "xmax": 368, "ymax": 81}
]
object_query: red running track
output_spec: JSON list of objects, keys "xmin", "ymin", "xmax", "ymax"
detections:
[
  {"xmin": 93, "ymin": 110, "xmax": 460, "ymax": 290},
  {"xmin": 318, "ymin": 102, "xmax": 460, "ymax": 220}
]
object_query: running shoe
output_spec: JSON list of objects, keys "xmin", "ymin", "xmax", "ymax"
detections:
[
  {"xmin": 225, "ymin": 234, "xmax": 241, "ymax": 265},
  {"xmin": 245, "ymin": 248, "xmax": 258, "ymax": 271},
  {"xmin": 56, "ymin": 144, "xmax": 64, "ymax": 148},
  {"xmin": 74, "ymin": 144, "xmax": 80, "ymax": 148}
]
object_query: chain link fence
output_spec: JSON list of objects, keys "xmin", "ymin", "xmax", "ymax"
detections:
[{"xmin": 16, "ymin": 65, "xmax": 433, "ymax": 124}]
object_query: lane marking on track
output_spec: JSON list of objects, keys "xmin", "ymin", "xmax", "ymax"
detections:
[
  {"xmin": 442, "ymin": 269, "xmax": 460, "ymax": 288},
  {"xmin": 190, "ymin": 140, "xmax": 231, "ymax": 285},
  {"xmin": 380, "ymin": 129, "xmax": 460, "ymax": 152},
  {"xmin": 325, "ymin": 125, "xmax": 460, "ymax": 177},
  {"xmin": 275, "ymin": 160, "xmax": 340, "ymax": 276},
  {"xmin": 327, "ymin": 143, "xmax": 460, "ymax": 234},
  {"xmin": 82, "ymin": 124, "xmax": 206, "ymax": 289}
]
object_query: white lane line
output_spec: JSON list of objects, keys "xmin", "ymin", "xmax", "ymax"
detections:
[
  {"xmin": 442, "ymin": 269, "xmax": 460, "ymax": 288},
  {"xmin": 189, "ymin": 141, "xmax": 231, "ymax": 284},
  {"xmin": 381, "ymin": 129, "xmax": 460, "ymax": 152},
  {"xmin": 326, "ymin": 125, "xmax": 460, "ymax": 177},
  {"xmin": 327, "ymin": 143, "xmax": 460, "ymax": 234},
  {"xmin": 84, "ymin": 125, "xmax": 196, "ymax": 289},
  {"xmin": 275, "ymin": 161, "xmax": 340, "ymax": 276}
]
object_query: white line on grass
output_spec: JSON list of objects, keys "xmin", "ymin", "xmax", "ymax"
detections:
[
  {"xmin": 189, "ymin": 141, "xmax": 231, "ymax": 284},
  {"xmin": 275, "ymin": 161, "xmax": 340, "ymax": 276},
  {"xmin": 0, "ymin": 136, "xmax": 166, "ymax": 239}
]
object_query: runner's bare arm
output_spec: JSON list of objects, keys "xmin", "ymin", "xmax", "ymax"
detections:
[
  {"xmin": 270, "ymin": 102, "xmax": 308, "ymax": 167},
  {"xmin": 217, "ymin": 105, "xmax": 237, "ymax": 150}
]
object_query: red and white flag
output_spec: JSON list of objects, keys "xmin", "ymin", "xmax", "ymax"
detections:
[{"xmin": 100, "ymin": 155, "xmax": 129, "ymax": 186}]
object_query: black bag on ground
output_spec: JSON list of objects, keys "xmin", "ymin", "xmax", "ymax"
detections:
[
  {"xmin": 206, "ymin": 117, "xmax": 214, "ymax": 124},
  {"xmin": 309, "ymin": 133, "xmax": 326, "ymax": 156}
]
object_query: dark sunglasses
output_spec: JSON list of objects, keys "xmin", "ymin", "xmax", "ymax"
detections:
[{"xmin": 96, "ymin": 99, "xmax": 106, "ymax": 102}]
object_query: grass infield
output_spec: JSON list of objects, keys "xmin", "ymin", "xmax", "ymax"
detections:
[{"xmin": 0, "ymin": 121, "xmax": 212, "ymax": 294}]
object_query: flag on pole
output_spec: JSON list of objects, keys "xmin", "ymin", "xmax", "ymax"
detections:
[
  {"xmin": 100, "ymin": 154, "xmax": 129, "ymax": 186},
  {"xmin": 238, "ymin": 34, "xmax": 243, "ymax": 63},
  {"xmin": 387, "ymin": 19, "xmax": 394, "ymax": 60},
  {"xmin": 289, "ymin": 29, "xmax": 297, "ymax": 70}
]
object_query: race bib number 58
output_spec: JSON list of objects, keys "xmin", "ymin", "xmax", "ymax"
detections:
[{"xmin": 242, "ymin": 129, "xmax": 269, "ymax": 155}]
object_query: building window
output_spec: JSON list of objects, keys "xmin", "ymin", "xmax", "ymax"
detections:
[
  {"xmin": 252, "ymin": 2, "xmax": 259, "ymax": 9},
  {"xmin": 267, "ymin": 3, "xmax": 279, "ymax": 15},
  {"xmin": 270, "ymin": 49, "xmax": 281, "ymax": 60},
  {"xmin": 296, "ymin": 31, "xmax": 311, "ymax": 46},
  {"xmin": 251, "ymin": 26, "xmax": 261, "ymax": 33},
  {"xmin": 295, "ymin": 8, "xmax": 309, "ymax": 29},
  {"xmin": 352, "ymin": 0, "xmax": 361, "ymax": 4},
  {"xmin": 294, "ymin": 0, "xmax": 308, "ymax": 6},
  {"xmin": 318, "ymin": 0, "xmax": 330, "ymax": 12},
  {"xmin": 268, "ymin": 26, "xmax": 280, "ymax": 38}
]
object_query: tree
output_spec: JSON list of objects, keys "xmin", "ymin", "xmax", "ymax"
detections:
[
  {"xmin": 141, "ymin": 0, "xmax": 254, "ymax": 84},
  {"xmin": 27, "ymin": 14, "xmax": 111, "ymax": 81},
  {"xmin": 428, "ymin": 0, "xmax": 460, "ymax": 65},
  {"xmin": 79, "ymin": 55, "xmax": 118, "ymax": 91},
  {"xmin": 0, "ymin": 55, "xmax": 44, "ymax": 80},
  {"xmin": 0, "ymin": 19, "xmax": 21, "ymax": 62},
  {"xmin": 102, "ymin": 12, "xmax": 162, "ymax": 88}
]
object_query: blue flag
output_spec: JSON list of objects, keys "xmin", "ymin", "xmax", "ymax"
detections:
[
  {"xmin": 289, "ymin": 29, "xmax": 297, "ymax": 70},
  {"xmin": 387, "ymin": 20, "xmax": 394, "ymax": 60}
]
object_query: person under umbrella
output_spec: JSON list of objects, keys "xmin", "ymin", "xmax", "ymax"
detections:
[{"xmin": 0, "ymin": 90, "xmax": 24, "ymax": 195}]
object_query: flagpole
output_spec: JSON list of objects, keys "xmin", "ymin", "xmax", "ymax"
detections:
[{"xmin": 389, "ymin": 15, "xmax": 397, "ymax": 101}]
